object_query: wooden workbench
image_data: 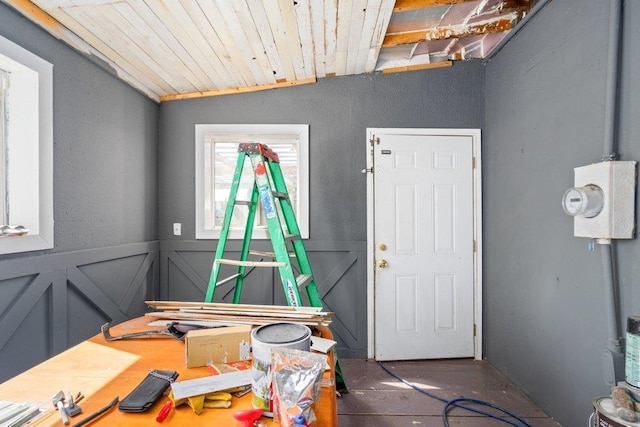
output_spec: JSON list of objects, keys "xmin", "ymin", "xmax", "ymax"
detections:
[{"xmin": 0, "ymin": 316, "xmax": 337, "ymax": 426}]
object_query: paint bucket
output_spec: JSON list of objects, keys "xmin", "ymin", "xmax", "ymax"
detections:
[
  {"xmin": 627, "ymin": 316, "xmax": 640, "ymax": 387},
  {"xmin": 251, "ymin": 322, "xmax": 312, "ymax": 416},
  {"xmin": 593, "ymin": 397, "xmax": 640, "ymax": 427}
]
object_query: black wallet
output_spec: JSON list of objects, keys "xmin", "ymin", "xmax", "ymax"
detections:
[{"xmin": 118, "ymin": 369, "xmax": 179, "ymax": 413}]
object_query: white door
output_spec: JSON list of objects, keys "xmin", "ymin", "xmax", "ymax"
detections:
[{"xmin": 371, "ymin": 130, "xmax": 479, "ymax": 361}]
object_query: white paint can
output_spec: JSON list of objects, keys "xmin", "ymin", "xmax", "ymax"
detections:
[{"xmin": 251, "ymin": 322, "xmax": 311, "ymax": 416}]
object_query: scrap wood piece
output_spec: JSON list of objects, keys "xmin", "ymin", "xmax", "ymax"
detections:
[
  {"xmin": 176, "ymin": 307, "xmax": 331, "ymax": 320},
  {"xmin": 144, "ymin": 311, "xmax": 332, "ymax": 326},
  {"xmin": 146, "ymin": 301, "xmax": 333, "ymax": 317},
  {"xmin": 145, "ymin": 301, "xmax": 333, "ymax": 324},
  {"xmin": 146, "ymin": 300, "xmax": 324, "ymax": 313}
]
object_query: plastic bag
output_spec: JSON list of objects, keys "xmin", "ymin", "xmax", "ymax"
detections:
[{"xmin": 271, "ymin": 348, "xmax": 327, "ymax": 426}]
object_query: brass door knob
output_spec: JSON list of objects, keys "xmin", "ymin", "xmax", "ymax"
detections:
[{"xmin": 378, "ymin": 259, "xmax": 388, "ymax": 268}]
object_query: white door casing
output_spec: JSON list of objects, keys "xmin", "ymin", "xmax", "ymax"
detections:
[{"xmin": 365, "ymin": 128, "xmax": 482, "ymax": 361}]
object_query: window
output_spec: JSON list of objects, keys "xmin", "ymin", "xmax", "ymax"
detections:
[
  {"xmin": 0, "ymin": 35, "xmax": 53, "ymax": 255},
  {"xmin": 195, "ymin": 124, "xmax": 309, "ymax": 240}
]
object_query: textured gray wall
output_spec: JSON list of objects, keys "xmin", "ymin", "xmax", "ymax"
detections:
[
  {"xmin": 0, "ymin": 3, "xmax": 160, "ymax": 382},
  {"xmin": 159, "ymin": 65, "xmax": 484, "ymax": 242},
  {"xmin": 158, "ymin": 63, "xmax": 484, "ymax": 357},
  {"xmin": 484, "ymin": 1, "xmax": 640, "ymax": 425}
]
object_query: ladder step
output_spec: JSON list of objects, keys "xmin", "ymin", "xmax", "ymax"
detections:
[
  {"xmin": 272, "ymin": 191, "xmax": 288, "ymax": 200},
  {"xmin": 215, "ymin": 258, "xmax": 286, "ymax": 268},
  {"xmin": 284, "ymin": 233, "xmax": 300, "ymax": 242},
  {"xmin": 249, "ymin": 250, "xmax": 297, "ymax": 258},
  {"xmin": 217, "ymin": 273, "xmax": 242, "ymax": 286},
  {"xmin": 296, "ymin": 274, "xmax": 313, "ymax": 288},
  {"xmin": 235, "ymin": 200, "xmax": 252, "ymax": 206}
]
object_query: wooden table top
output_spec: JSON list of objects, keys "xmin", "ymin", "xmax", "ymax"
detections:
[{"xmin": 0, "ymin": 316, "xmax": 337, "ymax": 426}]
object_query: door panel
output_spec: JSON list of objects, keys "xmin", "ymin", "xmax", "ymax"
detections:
[{"xmin": 374, "ymin": 133, "xmax": 474, "ymax": 361}]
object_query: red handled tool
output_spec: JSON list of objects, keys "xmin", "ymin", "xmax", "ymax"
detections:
[
  {"xmin": 155, "ymin": 401, "xmax": 173, "ymax": 423},
  {"xmin": 233, "ymin": 408, "xmax": 263, "ymax": 427}
]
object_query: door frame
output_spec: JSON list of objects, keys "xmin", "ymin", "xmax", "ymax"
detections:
[{"xmin": 365, "ymin": 128, "xmax": 483, "ymax": 360}]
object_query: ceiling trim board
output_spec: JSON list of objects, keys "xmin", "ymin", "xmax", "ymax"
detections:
[
  {"xmin": 381, "ymin": 60, "xmax": 452, "ymax": 74},
  {"xmin": 159, "ymin": 77, "xmax": 317, "ymax": 102}
]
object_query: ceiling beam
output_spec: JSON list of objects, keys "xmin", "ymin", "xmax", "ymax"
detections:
[
  {"xmin": 383, "ymin": 11, "xmax": 522, "ymax": 47},
  {"xmin": 393, "ymin": 0, "xmax": 476, "ymax": 13}
]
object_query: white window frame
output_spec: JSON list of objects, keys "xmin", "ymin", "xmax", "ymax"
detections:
[
  {"xmin": 195, "ymin": 124, "xmax": 309, "ymax": 240},
  {"xmin": 0, "ymin": 35, "xmax": 53, "ymax": 255}
]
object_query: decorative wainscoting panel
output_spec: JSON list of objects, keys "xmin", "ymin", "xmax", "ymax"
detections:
[
  {"xmin": 160, "ymin": 240, "xmax": 367, "ymax": 358},
  {"xmin": 0, "ymin": 241, "xmax": 159, "ymax": 382}
]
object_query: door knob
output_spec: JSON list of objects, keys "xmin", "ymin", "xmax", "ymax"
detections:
[{"xmin": 378, "ymin": 259, "xmax": 388, "ymax": 268}]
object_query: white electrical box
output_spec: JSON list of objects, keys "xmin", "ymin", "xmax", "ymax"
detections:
[{"xmin": 562, "ymin": 161, "xmax": 637, "ymax": 239}]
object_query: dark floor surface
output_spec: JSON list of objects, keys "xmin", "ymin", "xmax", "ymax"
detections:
[{"xmin": 337, "ymin": 359, "xmax": 560, "ymax": 426}]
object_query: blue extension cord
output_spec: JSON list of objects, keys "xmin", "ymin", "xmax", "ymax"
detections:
[{"xmin": 377, "ymin": 361, "xmax": 535, "ymax": 427}]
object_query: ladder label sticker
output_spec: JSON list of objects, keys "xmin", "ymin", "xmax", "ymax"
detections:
[
  {"xmin": 255, "ymin": 161, "xmax": 276, "ymax": 218},
  {"xmin": 286, "ymin": 279, "xmax": 299, "ymax": 307},
  {"xmin": 260, "ymin": 187, "xmax": 276, "ymax": 218}
]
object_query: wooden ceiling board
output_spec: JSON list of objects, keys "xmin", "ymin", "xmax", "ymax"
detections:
[
  {"xmin": 247, "ymin": 0, "xmax": 287, "ymax": 81},
  {"xmin": 1, "ymin": 0, "xmax": 533, "ymax": 101},
  {"xmin": 293, "ymin": 0, "xmax": 316, "ymax": 79},
  {"xmin": 212, "ymin": 0, "xmax": 273, "ymax": 86},
  {"xmin": 309, "ymin": 0, "xmax": 326, "ymax": 77}
]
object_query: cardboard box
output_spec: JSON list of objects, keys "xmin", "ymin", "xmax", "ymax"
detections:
[{"xmin": 185, "ymin": 325, "xmax": 252, "ymax": 368}]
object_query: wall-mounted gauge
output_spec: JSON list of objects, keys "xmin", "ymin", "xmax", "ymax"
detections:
[{"xmin": 561, "ymin": 185, "xmax": 604, "ymax": 218}]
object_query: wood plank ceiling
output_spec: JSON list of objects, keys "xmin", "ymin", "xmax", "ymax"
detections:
[{"xmin": 2, "ymin": 0, "xmax": 532, "ymax": 102}]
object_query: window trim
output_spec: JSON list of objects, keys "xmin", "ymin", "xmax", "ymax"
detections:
[
  {"xmin": 195, "ymin": 124, "xmax": 309, "ymax": 240},
  {"xmin": 0, "ymin": 35, "xmax": 53, "ymax": 255}
]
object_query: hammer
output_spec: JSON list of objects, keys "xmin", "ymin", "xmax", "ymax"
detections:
[{"xmin": 52, "ymin": 391, "xmax": 69, "ymax": 425}]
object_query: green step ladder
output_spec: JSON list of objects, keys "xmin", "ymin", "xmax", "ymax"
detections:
[
  {"xmin": 204, "ymin": 142, "xmax": 347, "ymax": 392},
  {"xmin": 204, "ymin": 142, "xmax": 321, "ymax": 307}
]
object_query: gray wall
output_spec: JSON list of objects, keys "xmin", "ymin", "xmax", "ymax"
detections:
[
  {"xmin": 484, "ymin": 0, "xmax": 640, "ymax": 425},
  {"xmin": 158, "ymin": 64, "xmax": 484, "ymax": 357},
  {"xmin": 0, "ymin": 3, "xmax": 160, "ymax": 382}
]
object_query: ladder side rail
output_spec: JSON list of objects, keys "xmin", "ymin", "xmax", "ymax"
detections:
[
  {"xmin": 268, "ymin": 161, "xmax": 324, "ymax": 308},
  {"xmin": 250, "ymin": 154, "xmax": 303, "ymax": 307},
  {"xmin": 233, "ymin": 182, "xmax": 260, "ymax": 304},
  {"xmin": 205, "ymin": 152, "xmax": 247, "ymax": 303}
]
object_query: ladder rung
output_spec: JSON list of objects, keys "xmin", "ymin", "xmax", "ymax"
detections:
[
  {"xmin": 284, "ymin": 233, "xmax": 300, "ymax": 242},
  {"xmin": 216, "ymin": 273, "xmax": 242, "ymax": 286},
  {"xmin": 235, "ymin": 200, "xmax": 252, "ymax": 206},
  {"xmin": 272, "ymin": 191, "xmax": 288, "ymax": 199},
  {"xmin": 215, "ymin": 258, "xmax": 286, "ymax": 268},
  {"xmin": 249, "ymin": 250, "xmax": 297, "ymax": 258},
  {"xmin": 296, "ymin": 274, "xmax": 312, "ymax": 288}
]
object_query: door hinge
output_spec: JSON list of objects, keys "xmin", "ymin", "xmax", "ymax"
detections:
[
  {"xmin": 473, "ymin": 240, "xmax": 477, "ymax": 252},
  {"xmin": 473, "ymin": 324, "xmax": 477, "ymax": 337},
  {"xmin": 369, "ymin": 137, "xmax": 379, "ymax": 146},
  {"xmin": 472, "ymin": 157, "xmax": 476, "ymax": 169}
]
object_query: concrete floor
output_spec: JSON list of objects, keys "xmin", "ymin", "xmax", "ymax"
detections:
[{"xmin": 337, "ymin": 358, "xmax": 560, "ymax": 426}]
